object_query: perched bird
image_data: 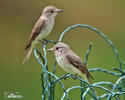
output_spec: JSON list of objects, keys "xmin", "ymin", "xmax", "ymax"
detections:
[
  {"xmin": 48, "ymin": 42, "xmax": 93, "ymax": 83},
  {"xmin": 23, "ymin": 6, "xmax": 63, "ymax": 64}
]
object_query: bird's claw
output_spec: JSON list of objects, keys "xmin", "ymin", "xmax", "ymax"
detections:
[
  {"xmin": 38, "ymin": 39, "xmax": 48, "ymax": 45},
  {"xmin": 72, "ymin": 73, "xmax": 78, "ymax": 80},
  {"xmin": 62, "ymin": 73, "xmax": 69, "ymax": 80},
  {"xmin": 43, "ymin": 39, "xmax": 48, "ymax": 44}
]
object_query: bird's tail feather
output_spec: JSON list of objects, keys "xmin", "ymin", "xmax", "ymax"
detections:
[
  {"xmin": 80, "ymin": 74, "xmax": 91, "ymax": 84},
  {"xmin": 23, "ymin": 47, "xmax": 33, "ymax": 64}
]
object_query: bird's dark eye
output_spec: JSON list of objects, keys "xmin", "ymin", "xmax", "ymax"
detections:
[
  {"xmin": 56, "ymin": 47, "xmax": 59, "ymax": 50},
  {"xmin": 50, "ymin": 10, "xmax": 54, "ymax": 13}
]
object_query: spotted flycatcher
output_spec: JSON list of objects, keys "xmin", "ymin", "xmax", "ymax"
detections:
[
  {"xmin": 23, "ymin": 6, "xmax": 63, "ymax": 64},
  {"xmin": 48, "ymin": 42, "xmax": 93, "ymax": 83}
]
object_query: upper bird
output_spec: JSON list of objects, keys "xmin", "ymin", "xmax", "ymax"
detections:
[
  {"xmin": 48, "ymin": 42, "xmax": 93, "ymax": 83},
  {"xmin": 23, "ymin": 6, "xmax": 63, "ymax": 64}
]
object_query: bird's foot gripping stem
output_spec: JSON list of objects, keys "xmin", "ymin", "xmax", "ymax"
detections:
[
  {"xmin": 38, "ymin": 39, "xmax": 48, "ymax": 45},
  {"xmin": 72, "ymin": 73, "xmax": 78, "ymax": 80},
  {"xmin": 62, "ymin": 73, "xmax": 69, "ymax": 80}
]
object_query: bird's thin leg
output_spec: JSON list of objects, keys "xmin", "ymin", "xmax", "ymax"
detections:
[
  {"xmin": 62, "ymin": 73, "xmax": 69, "ymax": 80},
  {"xmin": 38, "ymin": 38, "xmax": 48, "ymax": 45},
  {"xmin": 72, "ymin": 73, "xmax": 78, "ymax": 80},
  {"xmin": 43, "ymin": 38, "xmax": 48, "ymax": 44}
]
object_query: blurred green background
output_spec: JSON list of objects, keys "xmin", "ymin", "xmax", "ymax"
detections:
[{"xmin": 0, "ymin": 0, "xmax": 125, "ymax": 100}]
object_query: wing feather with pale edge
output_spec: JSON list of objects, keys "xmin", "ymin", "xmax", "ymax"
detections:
[
  {"xmin": 66, "ymin": 50, "xmax": 93, "ymax": 80},
  {"xmin": 25, "ymin": 17, "xmax": 46, "ymax": 50}
]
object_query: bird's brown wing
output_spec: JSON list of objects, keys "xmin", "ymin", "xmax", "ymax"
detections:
[
  {"xmin": 25, "ymin": 18, "xmax": 46, "ymax": 50},
  {"xmin": 66, "ymin": 50, "xmax": 93, "ymax": 80}
]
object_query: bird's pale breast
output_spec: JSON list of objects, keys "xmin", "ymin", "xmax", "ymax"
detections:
[
  {"xmin": 56, "ymin": 54, "xmax": 81, "ymax": 74},
  {"xmin": 36, "ymin": 17, "xmax": 54, "ymax": 41}
]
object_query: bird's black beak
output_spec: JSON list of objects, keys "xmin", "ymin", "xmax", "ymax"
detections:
[{"xmin": 56, "ymin": 9, "xmax": 63, "ymax": 13}]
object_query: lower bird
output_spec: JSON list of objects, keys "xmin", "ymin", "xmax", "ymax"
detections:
[
  {"xmin": 23, "ymin": 6, "xmax": 63, "ymax": 64},
  {"xmin": 48, "ymin": 42, "xmax": 93, "ymax": 83}
]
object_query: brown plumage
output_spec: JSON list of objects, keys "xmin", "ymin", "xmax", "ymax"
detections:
[
  {"xmin": 25, "ymin": 19, "xmax": 46, "ymax": 50},
  {"xmin": 66, "ymin": 50, "xmax": 93, "ymax": 83},
  {"xmin": 48, "ymin": 42, "xmax": 93, "ymax": 83},
  {"xmin": 23, "ymin": 6, "xmax": 63, "ymax": 64}
]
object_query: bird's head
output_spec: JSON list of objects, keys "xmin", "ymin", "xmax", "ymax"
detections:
[
  {"xmin": 48, "ymin": 42, "xmax": 69, "ymax": 56},
  {"xmin": 42, "ymin": 6, "xmax": 63, "ymax": 18}
]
